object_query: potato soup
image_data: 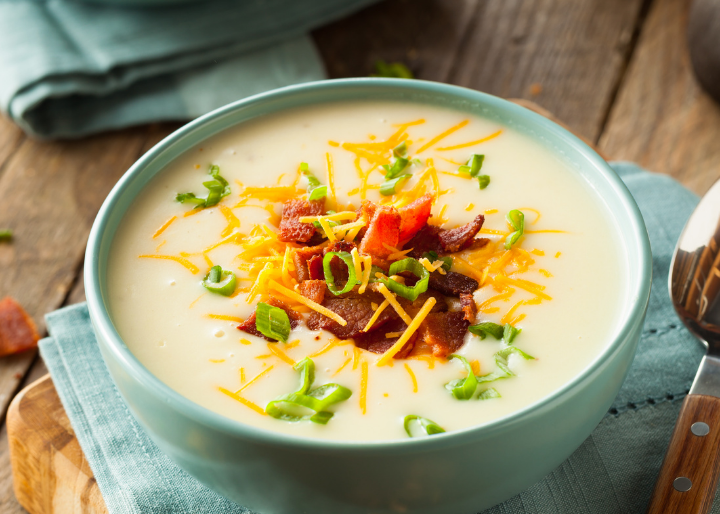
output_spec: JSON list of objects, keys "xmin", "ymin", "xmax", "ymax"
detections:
[{"xmin": 107, "ymin": 101, "xmax": 626, "ymax": 441}]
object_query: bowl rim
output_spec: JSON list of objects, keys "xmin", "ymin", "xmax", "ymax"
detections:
[{"xmin": 85, "ymin": 77, "xmax": 652, "ymax": 451}]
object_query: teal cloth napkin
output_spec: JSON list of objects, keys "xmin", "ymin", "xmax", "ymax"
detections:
[
  {"xmin": 0, "ymin": 0, "xmax": 378, "ymax": 139},
  {"xmin": 39, "ymin": 162, "xmax": 709, "ymax": 513}
]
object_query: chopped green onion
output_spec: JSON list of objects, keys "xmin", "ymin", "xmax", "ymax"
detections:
[
  {"xmin": 445, "ymin": 355, "xmax": 479, "ymax": 400},
  {"xmin": 477, "ymin": 175, "xmax": 490, "ymax": 189},
  {"xmin": 423, "ymin": 251, "xmax": 452, "ymax": 271},
  {"xmin": 266, "ymin": 358, "xmax": 352, "ymax": 423},
  {"xmin": 372, "ymin": 60, "xmax": 414, "ymax": 79},
  {"xmin": 458, "ymin": 154, "xmax": 485, "ymax": 177},
  {"xmin": 255, "ymin": 302, "xmax": 291, "ymax": 342},
  {"xmin": 202, "ymin": 265, "xmax": 236, "ymax": 296},
  {"xmin": 301, "ymin": 163, "xmax": 327, "ymax": 200},
  {"xmin": 323, "ymin": 251, "xmax": 357, "ymax": 296},
  {"xmin": 0, "ymin": 230, "xmax": 12, "ymax": 240},
  {"xmin": 380, "ymin": 174, "xmax": 411, "ymax": 196},
  {"xmin": 383, "ymin": 258, "xmax": 430, "ymax": 301},
  {"xmin": 477, "ymin": 388, "xmax": 501, "ymax": 400},
  {"xmin": 469, "ymin": 321, "xmax": 504, "ymax": 340},
  {"xmin": 503, "ymin": 323, "xmax": 522, "ymax": 344},
  {"xmin": 177, "ymin": 165, "xmax": 231, "ymax": 209},
  {"xmin": 504, "ymin": 209, "xmax": 524, "ymax": 249},
  {"xmin": 382, "ymin": 157, "xmax": 410, "ymax": 179},
  {"xmin": 476, "ymin": 369, "xmax": 511, "ymax": 384},
  {"xmin": 393, "ymin": 141, "xmax": 407, "ymax": 157},
  {"xmin": 404, "ymin": 415, "xmax": 445, "ymax": 437},
  {"xmin": 367, "ymin": 265, "xmax": 386, "ymax": 283}
]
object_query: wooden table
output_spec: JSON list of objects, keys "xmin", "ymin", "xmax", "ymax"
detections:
[{"xmin": 1, "ymin": 0, "xmax": 718, "ymax": 511}]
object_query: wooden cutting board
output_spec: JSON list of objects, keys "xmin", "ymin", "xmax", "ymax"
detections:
[
  {"xmin": 7, "ymin": 375, "xmax": 107, "ymax": 514},
  {"xmin": 5, "ymin": 101, "xmax": 601, "ymax": 514}
]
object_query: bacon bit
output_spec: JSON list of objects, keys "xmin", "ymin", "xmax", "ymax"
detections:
[
  {"xmin": 398, "ymin": 193, "xmax": 433, "ymax": 244},
  {"xmin": 359, "ymin": 205, "xmax": 401, "ymax": 258},
  {"xmin": 438, "ymin": 214, "xmax": 484, "ymax": 252},
  {"xmin": 152, "ymin": 216, "xmax": 177, "ymax": 239},
  {"xmin": 0, "ymin": 298, "xmax": 39, "ymax": 358},
  {"xmin": 404, "ymin": 363, "xmax": 418, "ymax": 392},
  {"xmin": 279, "ymin": 199, "xmax": 325, "ymax": 243}
]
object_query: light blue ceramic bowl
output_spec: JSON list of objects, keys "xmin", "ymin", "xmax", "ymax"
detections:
[{"xmin": 85, "ymin": 78, "xmax": 652, "ymax": 514}]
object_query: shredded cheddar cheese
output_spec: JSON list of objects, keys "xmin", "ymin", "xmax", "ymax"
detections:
[
  {"xmin": 152, "ymin": 216, "xmax": 177, "ymax": 239},
  {"xmin": 333, "ymin": 357, "xmax": 352, "ymax": 376},
  {"xmin": 326, "ymin": 152, "xmax": 337, "ymax": 209},
  {"xmin": 358, "ymin": 255, "xmax": 373, "ymax": 294},
  {"xmin": 138, "ymin": 254, "xmax": 199, "ymax": 274},
  {"xmin": 360, "ymin": 360, "xmax": 369, "ymax": 414},
  {"xmin": 376, "ymin": 284, "xmax": 413, "ymax": 325},
  {"xmin": 207, "ymin": 314, "xmax": 244, "ymax": 323},
  {"xmin": 268, "ymin": 280, "xmax": 347, "ymax": 326},
  {"xmin": 298, "ymin": 211, "xmax": 357, "ymax": 223},
  {"xmin": 436, "ymin": 129, "xmax": 502, "ymax": 151},
  {"xmin": 267, "ymin": 343, "xmax": 295, "ymax": 366},
  {"xmin": 362, "ymin": 299, "xmax": 390, "ymax": 332},
  {"xmin": 385, "ymin": 332, "xmax": 404, "ymax": 338},
  {"xmin": 377, "ymin": 296, "xmax": 437, "ymax": 366},
  {"xmin": 218, "ymin": 387, "xmax": 265, "ymax": 415},
  {"xmin": 404, "ymin": 363, "xmax": 418, "ymax": 393},
  {"xmin": 415, "ymin": 120, "xmax": 470, "ymax": 154}
]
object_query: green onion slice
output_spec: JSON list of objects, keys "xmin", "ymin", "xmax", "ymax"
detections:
[
  {"xmin": 177, "ymin": 165, "xmax": 231, "ymax": 209},
  {"xmin": 504, "ymin": 209, "xmax": 525, "ymax": 249},
  {"xmin": 477, "ymin": 175, "xmax": 490, "ymax": 190},
  {"xmin": 383, "ymin": 258, "xmax": 429, "ymax": 301},
  {"xmin": 265, "ymin": 358, "xmax": 352, "ymax": 424},
  {"xmin": 503, "ymin": 323, "xmax": 522, "ymax": 344},
  {"xmin": 255, "ymin": 302, "xmax": 291, "ymax": 342},
  {"xmin": 458, "ymin": 154, "xmax": 485, "ymax": 177},
  {"xmin": 494, "ymin": 345, "xmax": 535, "ymax": 377},
  {"xmin": 422, "ymin": 251, "xmax": 452, "ymax": 271},
  {"xmin": 445, "ymin": 355, "xmax": 479, "ymax": 400},
  {"xmin": 393, "ymin": 141, "xmax": 407, "ymax": 157},
  {"xmin": 469, "ymin": 321, "xmax": 504, "ymax": 340},
  {"xmin": 301, "ymin": 163, "xmax": 327, "ymax": 200},
  {"xmin": 404, "ymin": 415, "xmax": 446, "ymax": 437},
  {"xmin": 323, "ymin": 251, "xmax": 357, "ymax": 296},
  {"xmin": 477, "ymin": 388, "xmax": 501, "ymax": 400},
  {"xmin": 202, "ymin": 265, "xmax": 237, "ymax": 296},
  {"xmin": 380, "ymin": 174, "xmax": 411, "ymax": 196},
  {"xmin": 0, "ymin": 230, "xmax": 12, "ymax": 240},
  {"xmin": 383, "ymin": 157, "xmax": 410, "ymax": 179},
  {"xmin": 367, "ymin": 265, "xmax": 386, "ymax": 283}
]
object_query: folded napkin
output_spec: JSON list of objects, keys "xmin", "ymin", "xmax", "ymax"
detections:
[
  {"xmin": 0, "ymin": 0, "xmax": 378, "ymax": 139},
  {"xmin": 39, "ymin": 162, "xmax": 708, "ymax": 514}
]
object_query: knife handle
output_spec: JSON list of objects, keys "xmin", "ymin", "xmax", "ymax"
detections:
[{"xmin": 647, "ymin": 394, "xmax": 720, "ymax": 513}]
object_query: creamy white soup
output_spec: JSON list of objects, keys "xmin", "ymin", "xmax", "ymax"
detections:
[{"xmin": 107, "ymin": 101, "xmax": 625, "ymax": 441}]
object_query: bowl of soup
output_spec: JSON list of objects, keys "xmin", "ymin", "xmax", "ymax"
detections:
[{"xmin": 85, "ymin": 78, "xmax": 651, "ymax": 513}]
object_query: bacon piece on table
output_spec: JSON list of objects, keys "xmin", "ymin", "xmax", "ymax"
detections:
[
  {"xmin": 358, "ymin": 205, "xmax": 401, "ymax": 259},
  {"xmin": 398, "ymin": 194, "xmax": 433, "ymax": 245},
  {"xmin": 416, "ymin": 311, "xmax": 470, "ymax": 358},
  {"xmin": 306, "ymin": 291, "xmax": 394, "ymax": 340},
  {"xmin": 237, "ymin": 298, "xmax": 302, "ymax": 341},
  {"xmin": 438, "ymin": 214, "xmax": 485, "ymax": 253},
  {"xmin": 278, "ymin": 199, "xmax": 325, "ymax": 243},
  {"xmin": 0, "ymin": 297, "xmax": 39, "ymax": 358}
]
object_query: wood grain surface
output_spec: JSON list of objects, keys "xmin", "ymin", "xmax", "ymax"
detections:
[
  {"xmin": 1, "ymin": 0, "xmax": 720, "ymax": 511},
  {"xmin": 646, "ymin": 394, "xmax": 720, "ymax": 514}
]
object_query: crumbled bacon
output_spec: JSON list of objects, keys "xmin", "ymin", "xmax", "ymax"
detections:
[
  {"xmin": 398, "ymin": 194, "xmax": 433, "ymax": 244},
  {"xmin": 358, "ymin": 205, "xmax": 401, "ymax": 258},
  {"xmin": 0, "ymin": 297, "xmax": 39, "ymax": 358},
  {"xmin": 307, "ymin": 255, "xmax": 324, "ymax": 280},
  {"xmin": 438, "ymin": 214, "xmax": 484, "ymax": 253},
  {"xmin": 405, "ymin": 225, "xmax": 443, "ymax": 258},
  {"xmin": 279, "ymin": 199, "xmax": 325, "ymax": 243},
  {"xmin": 397, "ymin": 289, "xmax": 448, "ymax": 317},
  {"xmin": 428, "ymin": 270, "xmax": 479, "ymax": 297},
  {"xmin": 306, "ymin": 291, "xmax": 394, "ymax": 340},
  {"xmin": 297, "ymin": 280, "xmax": 326, "ymax": 305},
  {"xmin": 237, "ymin": 298, "xmax": 301, "ymax": 341},
  {"xmin": 417, "ymin": 311, "xmax": 470, "ymax": 358},
  {"xmin": 324, "ymin": 241, "xmax": 356, "ymax": 255},
  {"xmin": 356, "ymin": 201, "xmax": 378, "ymax": 239},
  {"xmin": 460, "ymin": 293, "xmax": 477, "ymax": 322},
  {"xmin": 292, "ymin": 245, "xmax": 325, "ymax": 282},
  {"xmin": 353, "ymin": 318, "xmax": 417, "ymax": 358}
]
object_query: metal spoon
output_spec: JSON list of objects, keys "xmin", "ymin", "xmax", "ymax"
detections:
[{"xmin": 646, "ymin": 177, "xmax": 720, "ymax": 513}]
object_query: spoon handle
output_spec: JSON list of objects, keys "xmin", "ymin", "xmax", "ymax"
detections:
[{"xmin": 647, "ymin": 394, "xmax": 720, "ymax": 513}]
